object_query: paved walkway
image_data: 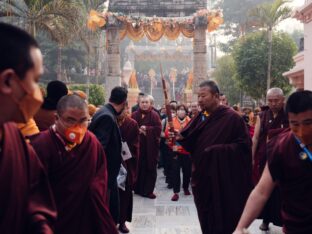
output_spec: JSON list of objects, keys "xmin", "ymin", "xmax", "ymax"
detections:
[{"xmin": 125, "ymin": 169, "xmax": 283, "ymax": 234}]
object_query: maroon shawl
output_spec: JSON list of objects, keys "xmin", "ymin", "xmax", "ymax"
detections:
[
  {"xmin": 30, "ymin": 129, "xmax": 118, "ymax": 234},
  {"xmin": 0, "ymin": 122, "xmax": 56, "ymax": 234},
  {"xmin": 119, "ymin": 117, "xmax": 140, "ymax": 188},
  {"xmin": 254, "ymin": 108, "xmax": 289, "ymax": 183},
  {"xmin": 268, "ymin": 129, "xmax": 312, "ymax": 233},
  {"xmin": 179, "ymin": 106, "xmax": 252, "ymax": 234},
  {"xmin": 131, "ymin": 109, "xmax": 161, "ymax": 170}
]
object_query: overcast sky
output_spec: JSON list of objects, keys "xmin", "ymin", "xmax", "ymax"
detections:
[{"xmin": 277, "ymin": 0, "xmax": 305, "ymax": 32}]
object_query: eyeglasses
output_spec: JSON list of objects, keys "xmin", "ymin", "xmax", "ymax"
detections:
[{"xmin": 59, "ymin": 116, "xmax": 88, "ymax": 126}]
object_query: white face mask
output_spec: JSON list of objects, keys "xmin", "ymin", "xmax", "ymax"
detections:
[{"xmin": 177, "ymin": 110, "xmax": 186, "ymax": 118}]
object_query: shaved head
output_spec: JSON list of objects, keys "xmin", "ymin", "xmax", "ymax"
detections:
[{"xmin": 57, "ymin": 94, "xmax": 88, "ymax": 116}]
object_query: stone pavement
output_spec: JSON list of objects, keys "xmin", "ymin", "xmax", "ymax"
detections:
[{"xmin": 124, "ymin": 169, "xmax": 283, "ymax": 234}]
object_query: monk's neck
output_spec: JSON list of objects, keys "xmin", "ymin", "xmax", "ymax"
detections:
[
  {"xmin": 205, "ymin": 104, "xmax": 219, "ymax": 114},
  {"xmin": 271, "ymin": 109, "xmax": 282, "ymax": 118}
]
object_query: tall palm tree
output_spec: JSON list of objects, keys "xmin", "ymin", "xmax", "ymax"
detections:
[
  {"xmin": 0, "ymin": 0, "xmax": 84, "ymax": 80},
  {"xmin": 249, "ymin": 0, "xmax": 292, "ymax": 90}
]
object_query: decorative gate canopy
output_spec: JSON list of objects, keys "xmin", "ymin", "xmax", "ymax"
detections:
[
  {"xmin": 86, "ymin": 1, "xmax": 223, "ymax": 104},
  {"xmin": 87, "ymin": 9, "xmax": 223, "ymax": 41}
]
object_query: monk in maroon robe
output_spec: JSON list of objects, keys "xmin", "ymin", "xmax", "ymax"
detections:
[
  {"xmin": 178, "ymin": 81, "xmax": 252, "ymax": 234},
  {"xmin": 30, "ymin": 95, "xmax": 118, "ymax": 234},
  {"xmin": 253, "ymin": 88, "xmax": 289, "ymax": 183},
  {"xmin": 0, "ymin": 23, "xmax": 57, "ymax": 234},
  {"xmin": 131, "ymin": 95, "xmax": 161, "ymax": 199},
  {"xmin": 117, "ymin": 109, "xmax": 140, "ymax": 233},
  {"xmin": 0, "ymin": 123, "xmax": 56, "ymax": 234},
  {"xmin": 234, "ymin": 90, "xmax": 312, "ymax": 234},
  {"xmin": 252, "ymin": 88, "xmax": 288, "ymax": 230}
]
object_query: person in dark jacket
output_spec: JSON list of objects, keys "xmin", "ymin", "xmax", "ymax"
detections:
[{"xmin": 89, "ymin": 86, "xmax": 128, "ymax": 224}]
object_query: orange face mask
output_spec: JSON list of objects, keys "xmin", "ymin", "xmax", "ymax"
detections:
[
  {"xmin": 64, "ymin": 125, "xmax": 87, "ymax": 144},
  {"xmin": 14, "ymin": 81, "xmax": 43, "ymax": 123}
]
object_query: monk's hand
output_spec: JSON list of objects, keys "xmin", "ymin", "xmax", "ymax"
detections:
[
  {"xmin": 169, "ymin": 130, "xmax": 183, "ymax": 140},
  {"xmin": 168, "ymin": 131, "xmax": 175, "ymax": 138},
  {"xmin": 140, "ymin": 126, "xmax": 147, "ymax": 136}
]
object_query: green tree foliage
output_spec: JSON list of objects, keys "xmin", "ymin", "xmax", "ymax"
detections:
[
  {"xmin": 0, "ymin": 0, "xmax": 83, "ymax": 42},
  {"xmin": 37, "ymin": 33, "xmax": 88, "ymax": 82},
  {"xmin": 69, "ymin": 84, "xmax": 105, "ymax": 106},
  {"xmin": 212, "ymin": 55, "xmax": 241, "ymax": 105},
  {"xmin": 220, "ymin": 0, "xmax": 270, "ymax": 37},
  {"xmin": 249, "ymin": 0, "xmax": 292, "ymax": 90},
  {"xmin": 233, "ymin": 31, "xmax": 296, "ymax": 100}
]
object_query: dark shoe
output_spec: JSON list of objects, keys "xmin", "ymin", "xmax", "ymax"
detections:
[
  {"xmin": 146, "ymin": 193, "xmax": 156, "ymax": 199},
  {"xmin": 184, "ymin": 189, "xmax": 191, "ymax": 195},
  {"xmin": 119, "ymin": 223, "xmax": 130, "ymax": 233},
  {"xmin": 259, "ymin": 222, "xmax": 269, "ymax": 231},
  {"xmin": 171, "ymin": 193, "xmax": 179, "ymax": 201}
]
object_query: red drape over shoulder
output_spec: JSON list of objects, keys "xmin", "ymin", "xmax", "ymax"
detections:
[
  {"xmin": 253, "ymin": 108, "xmax": 288, "ymax": 183},
  {"xmin": 30, "ymin": 128, "xmax": 118, "ymax": 234},
  {"xmin": 131, "ymin": 109, "xmax": 161, "ymax": 195},
  {"xmin": 179, "ymin": 106, "xmax": 253, "ymax": 234},
  {"xmin": 267, "ymin": 129, "xmax": 312, "ymax": 234},
  {"xmin": 0, "ymin": 122, "xmax": 56, "ymax": 234},
  {"xmin": 120, "ymin": 117, "xmax": 140, "ymax": 187}
]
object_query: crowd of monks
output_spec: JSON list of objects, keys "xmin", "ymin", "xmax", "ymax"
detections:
[{"xmin": 1, "ymin": 23, "xmax": 312, "ymax": 234}]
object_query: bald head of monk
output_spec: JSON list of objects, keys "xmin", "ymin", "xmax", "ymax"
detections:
[
  {"xmin": 198, "ymin": 80, "xmax": 220, "ymax": 113},
  {"xmin": 266, "ymin": 87, "xmax": 284, "ymax": 115},
  {"xmin": 55, "ymin": 95, "xmax": 89, "ymax": 144}
]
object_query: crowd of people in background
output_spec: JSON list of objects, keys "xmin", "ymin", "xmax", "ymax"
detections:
[{"xmin": 1, "ymin": 23, "xmax": 312, "ymax": 234}]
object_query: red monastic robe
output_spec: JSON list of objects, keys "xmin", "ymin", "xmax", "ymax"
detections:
[
  {"xmin": 119, "ymin": 117, "xmax": 140, "ymax": 223},
  {"xmin": 30, "ymin": 128, "xmax": 118, "ymax": 234},
  {"xmin": 0, "ymin": 122, "xmax": 56, "ymax": 234},
  {"xmin": 253, "ymin": 108, "xmax": 289, "ymax": 182},
  {"xmin": 179, "ymin": 106, "xmax": 253, "ymax": 234},
  {"xmin": 268, "ymin": 129, "xmax": 312, "ymax": 234},
  {"xmin": 131, "ymin": 109, "xmax": 161, "ymax": 196}
]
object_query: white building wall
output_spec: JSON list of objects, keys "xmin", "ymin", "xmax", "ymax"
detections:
[{"xmin": 304, "ymin": 20, "xmax": 312, "ymax": 90}]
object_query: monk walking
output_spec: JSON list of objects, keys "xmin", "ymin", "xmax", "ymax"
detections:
[
  {"xmin": 252, "ymin": 88, "xmax": 288, "ymax": 230},
  {"xmin": 234, "ymin": 90, "xmax": 312, "ymax": 234},
  {"xmin": 132, "ymin": 95, "xmax": 161, "ymax": 199},
  {"xmin": 178, "ymin": 80, "xmax": 253, "ymax": 234},
  {"xmin": 117, "ymin": 106, "xmax": 140, "ymax": 233},
  {"xmin": 30, "ymin": 95, "xmax": 118, "ymax": 234},
  {"xmin": 0, "ymin": 23, "xmax": 56, "ymax": 234}
]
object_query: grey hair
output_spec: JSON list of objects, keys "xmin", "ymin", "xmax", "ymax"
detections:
[
  {"xmin": 267, "ymin": 87, "xmax": 284, "ymax": 97},
  {"xmin": 147, "ymin": 95, "xmax": 155, "ymax": 105}
]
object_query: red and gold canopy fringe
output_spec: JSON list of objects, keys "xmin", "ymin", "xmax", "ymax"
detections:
[{"xmin": 87, "ymin": 9, "xmax": 223, "ymax": 41}]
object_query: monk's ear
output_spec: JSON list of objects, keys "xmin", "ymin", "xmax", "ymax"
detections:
[
  {"xmin": 0, "ymin": 69, "xmax": 15, "ymax": 95},
  {"xmin": 55, "ymin": 113, "xmax": 60, "ymax": 121}
]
